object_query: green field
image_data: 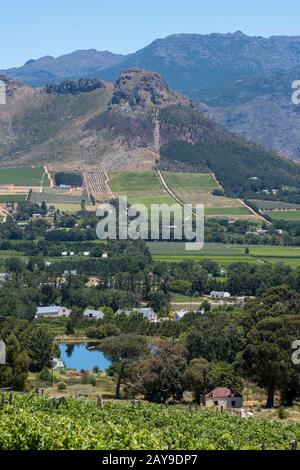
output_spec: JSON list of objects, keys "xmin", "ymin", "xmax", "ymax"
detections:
[
  {"xmin": 162, "ymin": 172, "xmax": 218, "ymax": 190},
  {"xmin": 162, "ymin": 172, "xmax": 254, "ymax": 219},
  {"xmin": 148, "ymin": 242, "xmax": 300, "ymax": 268},
  {"xmin": 264, "ymin": 210, "xmax": 300, "ymax": 221},
  {"xmin": 0, "ymin": 166, "xmax": 50, "ymax": 187},
  {"xmin": 205, "ymin": 207, "xmax": 251, "ymax": 216},
  {"xmin": 109, "ymin": 171, "xmax": 162, "ymax": 193},
  {"xmin": 0, "ymin": 194, "xmax": 27, "ymax": 203},
  {"xmin": 109, "ymin": 171, "xmax": 174, "ymax": 208}
]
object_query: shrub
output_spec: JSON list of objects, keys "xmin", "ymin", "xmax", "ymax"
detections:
[{"xmin": 57, "ymin": 382, "xmax": 67, "ymax": 391}]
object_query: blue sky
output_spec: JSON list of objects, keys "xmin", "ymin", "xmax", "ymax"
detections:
[{"xmin": 1, "ymin": 0, "xmax": 300, "ymax": 69}]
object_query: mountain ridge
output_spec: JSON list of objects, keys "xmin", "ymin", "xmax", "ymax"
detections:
[{"xmin": 2, "ymin": 32, "xmax": 300, "ymax": 160}]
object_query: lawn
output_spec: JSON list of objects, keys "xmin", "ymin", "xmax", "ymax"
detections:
[{"xmin": 0, "ymin": 166, "xmax": 49, "ymax": 186}]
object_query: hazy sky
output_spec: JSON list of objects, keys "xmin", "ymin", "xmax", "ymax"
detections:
[{"xmin": 1, "ymin": 0, "xmax": 300, "ymax": 69}]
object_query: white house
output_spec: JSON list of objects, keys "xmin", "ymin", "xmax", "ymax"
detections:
[
  {"xmin": 203, "ymin": 387, "xmax": 243, "ymax": 409},
  {"xmin": 0, "ymin": 273, "xmax": 12, "ymax": 283},
  {"xmin": 210, "ymin": 291, "xmax": 231, "ymax": 299},
  {"xmin": 174, "ymin": 310, "xmax": 189, "ymax": 322},
  {"xmin": 83, "ymin": 309, "xmax": 105, "ymax": 320},
  {"xmin": 52, "ymin": 357, "xmax": 65, "ymax": 369},
  {"xmin": 102, "ymin": 253, "xmax": 108, "ymax": 259},
  {"xmin": 61, "ymin": 252, "xmax": 68, "ymax": 257},
  {"xmin": 83, "ymin": 252, "xmax": 90, "ymax": 257},
  {"xmin": 135, "ymin": 308, "xmax": 157, "ymax": 322},
  {"xmin": 36, "ymin": 306, "xmax": 72, "ymax": 318}
]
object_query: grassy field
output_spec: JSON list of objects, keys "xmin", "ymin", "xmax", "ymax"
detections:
[
  {"xmin": 162, "ymin": 172, "xmax": 255, "ymax": 219},
  {"xmin": 0, "ymin": 166, "xmax": 50, "ymax": 186},
  {"xmin": 109, "ymin": 171, "xmax": 174, "ymax": 208},
  {"xmin": 109, "ymin": 171, "xmax": 162, "ymax": 193},
  {"xmin": 0, "ymin": 194, "xmax": 27, "ymax": 203},
  {"xmin": 205, "ymin": 207, "xmax": 251, "ymax": 216},
  {"xmin": 263, "ymin": 210, "xmax": 300, "ymax": 221},
  {"xmin": 148, "ymin": 242, "xmax": 300, "ymax": 268}
]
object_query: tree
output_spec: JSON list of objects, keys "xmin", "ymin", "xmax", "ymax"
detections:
[
  {"xmin": 147, "ymin": 291, "xmax": 170, "ymax": 313},
  {"xmin": 100, "ymin": 335, "xmax": 147, "ymax": 399},
  {"xmin": 237, "ymin": 316, "xmax": 300, "ymax": 408},
  {"xmin": 185, "ymin": 358, "xmax": 209, "ymax": 404},
  {"xmin": 207, "ymin": 362, "xmax": 243, "ymax": 393},
  {"xmin": 130, "ymin": 342, "xmax": 188, "ymax": 403},
  {"xmin": 65, "ymin": 319, "xmax": 75, "ymax": 336},
  {"xmin": 23, "ymin": 327, "xmax": 53, "ymax": 372},
  {"xmin": 186, "ymin": 313, "xmax": 245, "ymax": 363},
  {"xmin": 0, "ymin": 334, "xmax": 29, "ymax": 391}
]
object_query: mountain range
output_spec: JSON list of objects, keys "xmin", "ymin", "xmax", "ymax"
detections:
[{"xmin": 2, "ymin": 32, "xmax": 300, "ymax": 160}]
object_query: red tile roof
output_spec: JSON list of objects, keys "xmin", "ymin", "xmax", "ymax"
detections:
[{"xmin": 204, "ymin": 387, "xmax": 242, "ymax": 399}]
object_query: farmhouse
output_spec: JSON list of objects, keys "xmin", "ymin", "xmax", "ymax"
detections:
[
  {"xmin": 36, "ymin": 306, "xmax": 72, "ymax": 318},
  {"xmin": 204, "ymin": 387, "xmax": 243, "ymax": 409},
  {"xmin": 210, "ymin": 291, "xmax": 231, "ymax": 299},
  {"xmin": 83, "ymin": 309, "xmax": 105, "ymax": 320}
]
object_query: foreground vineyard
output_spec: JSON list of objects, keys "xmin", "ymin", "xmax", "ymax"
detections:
[{"xmin": 0, "ymin": 395, "xmax": 299, "ymax": 450}]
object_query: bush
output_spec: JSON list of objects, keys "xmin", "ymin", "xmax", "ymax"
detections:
[
  {"xmin": 57, "ymin": 382, "xmax": 67, "ymax": 391},
  {"xmin": 38, "ymin": 367, "xmax": 52, "ymax": 382},
  {"xmin": 278, "ymin": 407, "xmax": 288, "ymax": 420}
]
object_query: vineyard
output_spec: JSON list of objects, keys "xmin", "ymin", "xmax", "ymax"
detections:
[
  {"xmin": 29, "ymin": 189, "xmax": 89, "ymax": 205},
  {"xmin": 85, "ymin": 171, "xmax": 112, "ymax": 200},
  {"xmin": 0, "ymin": 394, "xmax": 299, "ymax": 450},
  {"xmin": 249, "ymin": 199, "xmax": 300, "ymax": 211}
]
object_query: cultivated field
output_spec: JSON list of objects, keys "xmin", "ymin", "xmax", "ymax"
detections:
[
  {"xmin": 148, "ymin": 242, "xmax": 300, "ymax": 268},
  {"xmin": 263, "ymin": 211, "xmax": 300, "ymax": 221},
  {"xmin": 0, "ymin": 166, "xmax": 50, "ymax": 187},
  {"xmin": 161, "ymin": 172, "xmax": 257, "ymax": 220},
  {"xmin": 29, "ymin": 188, "xmax": 90, "ymax": 206},
  {"xmin": 85, "ymin": 171, "xmax": 112, "ymax": 201},
  {"xmin": 108, "ymin": 171, "xmax": 174, "ymax": 209},
  {"xmin": 0, "ymin": 194, "xmax": 27, "ymax": 203},
  {"xmin": 250, "ymin": 199, "xmax": 300, "ymax": 211}
]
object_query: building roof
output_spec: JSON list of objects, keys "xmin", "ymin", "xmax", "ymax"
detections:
[
  {"xmin": 210, "ymin": 291, "xmax": 231, "ymax": 296},
  {"xmin": 36, "ymin": 306, "xmax": 63, "ymax": 315},
  {"xmin": 136, "ymin": 307, "xmax": 155, "ymax": 317},
  {"xmin": 83, "ymin": 309, "xmax": 105, "ymax": 320},
  {"xmin": 175, "ymin": 310, "xmax": 189, "ymax": 319},
  {"xmin": 204, "ymin": 387, "xmax": 243, "ymax": 399}
]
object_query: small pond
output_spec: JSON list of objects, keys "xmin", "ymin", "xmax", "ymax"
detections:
[{"xmin": 59, "ymin": 343, "xmax": 111, "ymax": 371}]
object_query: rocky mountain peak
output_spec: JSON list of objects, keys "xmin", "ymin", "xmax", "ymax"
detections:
[{"xmin": 110, "ymin": 68, "xmax": 191, "ymax": 110}]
